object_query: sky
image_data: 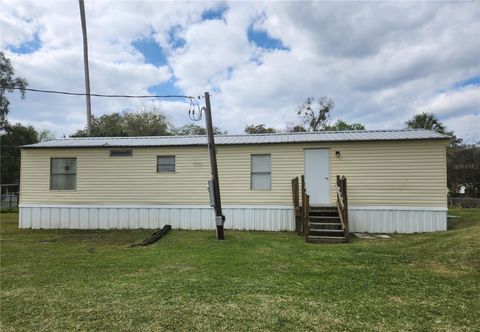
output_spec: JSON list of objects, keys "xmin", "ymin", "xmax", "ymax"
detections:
[{"xmin": 1, "ymin": 0, "xmax": 479, "ymax": 142}]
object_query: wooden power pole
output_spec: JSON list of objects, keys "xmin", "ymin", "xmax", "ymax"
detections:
[
  {"xmin": 79, "ymin": 0, "xmax": 92, "ymax": 136},
  {"xmin": 204, "ymin": 92, "xmax": 225, "ymax": 240}
]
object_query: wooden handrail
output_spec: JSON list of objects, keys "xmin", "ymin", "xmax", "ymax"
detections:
[
  {"xmin": 291, "ymin": 177, "xmax": 300, "ymax": 209},
  {"xmin": 336, "ymin": 175, "xmax": 349, "ymax": 241},
  {"xmin": 301, "ymin": 176, "xmax": 305, "ymax": 232},
  {"xmin": 303, "ymin": 194, "xmax": 310, "ymax": 242},
  {"xmin": 336, "ymin": 189, "xmax": 345, "ymax": 230},
  {"xmin": 337, "ymin": 191, "xmax": 345, "ymax": 209},
  {"xmin": 301, "ymin": 175, "xmax": 306, "ymax": 200},
  {"xmin": 291, "ymin": 176, "xmax": 302, "ymax": 234},
  {"xmin": 300, "ymin": 175, "xmax": 310, "ymax": 240}
]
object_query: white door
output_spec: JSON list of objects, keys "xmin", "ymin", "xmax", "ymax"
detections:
[{"xmin": 304, "ymin": 149, "xmax": 330, "ymax": 206}]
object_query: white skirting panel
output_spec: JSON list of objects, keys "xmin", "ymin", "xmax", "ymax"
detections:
[
  {"xmin": 19, "ymin": 204, "xmax": 447, "ymax": 233},
  {"xmin": 349, "ymin": 206, "xmax": 447, "ymax": 233},
  {"xmin": 18, "ymin": 205, "xmax": 295, "ymax": 231}
]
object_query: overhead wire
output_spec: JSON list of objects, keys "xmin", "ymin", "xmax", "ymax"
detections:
[
  {"xmin": 4, "ymin": 86, "xmax": 197, "ymax": 99},
  {"xmin": 2, "ymin": 85, "xmax": 209, "ymax": 128},
  {"xmin": 188, "ymin": 96, "xmax": 204, "ymax": 122}
]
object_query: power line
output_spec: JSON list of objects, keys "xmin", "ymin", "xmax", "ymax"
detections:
[
  {"xmin": 188, "ymin": 98, "xmax": 204, "ymax": 121},
  {"xmin": 4, "ymin": 86, "xmax": 197, "ymax": 99},
  {"xmin": 3, "ymin": 85, "xmax": 204, "ymax": 127}
]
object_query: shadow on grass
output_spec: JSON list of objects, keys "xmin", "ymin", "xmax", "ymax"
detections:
[{"xmin": 447, "ymin": 208, "xmax": 480, "ymax": 231}]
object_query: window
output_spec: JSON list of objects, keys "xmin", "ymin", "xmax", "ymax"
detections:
[
  {"xmin": 50, "ymin": 158, "xmax": 76, "ymax": 190},
  {"xmin": 110, "ymin": 149, "xmax": 133, "ymax": 157},
  {"xmin": 157, "ymin": 156, "xmax": 175, "ymax": 173},
  {"xmin": 251, "ymin": 154, "xmax": 271, "ymax": 190}
]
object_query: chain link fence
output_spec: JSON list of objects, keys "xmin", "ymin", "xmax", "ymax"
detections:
[
  {"xmin": 0, "ymin": 194, "xmax": 19, "ymax": 210},
  {"xmin": 1, "ymin": 184, "xmax": 20, "ymax": 210},
  {"xmin": 448, "ymin": 198, "xmax": 480, "ymax": 208}
]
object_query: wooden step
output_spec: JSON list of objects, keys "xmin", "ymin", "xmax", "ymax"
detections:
[
  {"xmin": 309, "ymin": 212, "xmax": 337, "ymax": 216},
  {"xmin": 309, "ymin": 216, "xmax": 340, "ymax": 221},
  {"xmin": 310, "ymin": 208, "xmax": 338, "ymax": 212},
  {"xmin": 308, "ymin": 235, "xmax": 347, "ymax": 243},
  {"xmin": 310, "ymin": 228, "xmax": 344, "ymax": 233},
  {"xmin": 309, "ymin": 228, "xmax": 344, "ymax": 233},
  {"xmin": 308, "ymin": 213, "xmax": 339, "ymax": 218},
  {"xmin": 310, "ymin": 206, "xmax": 336, "ymax": 210},
  {"xmin": 309, "ymin": 208, "xmax": 338, "ymax": 213},
  {"xmin": 309, "ymin": 222, "xmax": 342, "ymax": 227}
]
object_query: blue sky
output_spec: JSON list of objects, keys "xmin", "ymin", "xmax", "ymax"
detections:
[
  {"xmin": 132, "ymin": 37, "xmax": 168, "ymax": 67},
  {"xmin": 2, "ymin": 1, "xmax": 479, "ymax": 142},
  {"xmin": 201, "ymin": 3, "xmax": 228, "ymax": 21},
  {"xmin": 453, "ymin": 76, "xmax": 480, "ymax": 90},
  {"xmin": 247, "ymin": 26, "xmax": 288, "ymax": 51},
  {"xmin": 132, "ymin": 36, "xmax": 184, "ymax": 98},
  {"xmin": 9, "ymin": 33, "xmax": 41, "ymax": 54}
]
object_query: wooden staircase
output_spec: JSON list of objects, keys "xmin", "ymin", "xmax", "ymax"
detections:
[
  {"xmin": 307, "ymin": 206, "xmax": 347, "ymax": 243},
  {"xmin": 291, "ymin": 175, "xmax": 349, "ymax": 244}
]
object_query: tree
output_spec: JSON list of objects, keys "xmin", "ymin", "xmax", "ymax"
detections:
[
  {"xmin": 405, "ymin": 112, "xmax": 462, "ymax": 146},
  {"xmin": 447, "ymin": 146, "xmax": 480, "ymax": 198},
  {"xmin": 405, "ymin": 112, "xmax": 447, "ymax": 132},
  {"xmin": 72, "ymin": 104, "xmax": 226, "ymax": 137},
  {"xmin": 1, "ymin": 51, "xmax": 28, "ymax": 128},
  {"xmin": 38, "ymin": 129, "xmax": 56, "ymax": 142},
  {"xmin": 173, "ymin": 123, "xmax": 224, "ymax": 136},
  {"xmin": 286, "ymin": 123, "xmax": 307, "ymax": 132},
  {"xmin": 296, "ymin": 96, "xmax": 334, "ymax": 131},
  {"xmin": 1, "ymin": 123, "xmax": 38, "ymax": 184},
  {"xmin": 324, "ymin": 120, "xmax": 365, "ymax": 131},
  {"xmin": 72, "ymin": 113, "xmax": 129, "ymax": 137},
  {"xmin": 123, "ymin": 109, "xmax": 171, "ymax": 136},
  {"xmin": 244, "ymin": 124, "xmax": 277, "ymax": 134},
  {"xmin": 72, "ymin": 106, "xmax": 172, "ymax": 137}
]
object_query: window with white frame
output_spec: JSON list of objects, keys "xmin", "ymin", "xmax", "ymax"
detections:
[
  {"xmin": 50, "ymin": 158, "xmax": 76, "ymax": 190},
  {"xmin": 157, "ymin": 156, "xmax": 175, "ymax": 173},
  {"xmin": 251, "ymin": 154, "xmax": 271, "ymax": 190}
]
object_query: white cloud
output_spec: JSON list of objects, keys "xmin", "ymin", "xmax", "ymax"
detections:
[
  {"xmin": 410, "ymin": 85, "xmax": 480, "ymax": 142},
  {"xmin": 168, "ymin": 3, "xmax": 261, "ymax": 94},
  {"xmin": 414, "ymin": 86, "xmax": 480, "ymax": 119},
  {"xmin": 443, "ymin": 113, "xmax": 480, "ymax": 145}
]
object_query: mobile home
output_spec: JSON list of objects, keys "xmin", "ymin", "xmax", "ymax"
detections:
[{"xmin": 19, "ymin": 129, "xmax": 449, "ymax": 234}]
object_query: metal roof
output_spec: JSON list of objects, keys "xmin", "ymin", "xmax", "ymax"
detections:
[{"xmin": 23, "ymin": 129, "xmax": 450, "ymax": 149}]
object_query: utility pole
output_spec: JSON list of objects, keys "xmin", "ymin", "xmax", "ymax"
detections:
[
  {"xmin": 204, "ymin": 92, "xmax": 225, "ymax": 240},
  {"xmin": 79, "ymin": 0, "xmax": 92, "ymax": 136}
]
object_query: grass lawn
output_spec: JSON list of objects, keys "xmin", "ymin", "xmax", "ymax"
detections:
[{"xmin": 1, "ymin": 209, "xmax": 479, "ymax": 331}]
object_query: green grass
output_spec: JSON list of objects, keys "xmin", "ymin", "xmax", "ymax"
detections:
[{"xmin": 1, "ymin": 210, "xmax": 479, "ymax": 331}]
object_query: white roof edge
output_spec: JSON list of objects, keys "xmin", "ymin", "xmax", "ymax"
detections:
[{"xmin": 23, "ymin": 129, "xmax": 450, "ymax": 149}]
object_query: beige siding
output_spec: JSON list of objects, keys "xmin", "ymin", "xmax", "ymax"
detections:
[{"xmin": 20, "ymin": 139, "xmax": 447, "ymax": 207}]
